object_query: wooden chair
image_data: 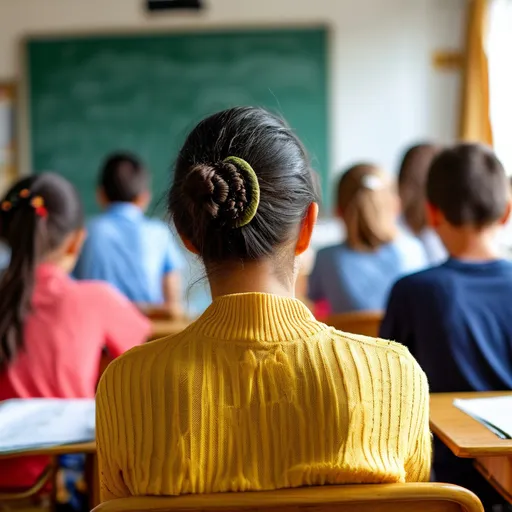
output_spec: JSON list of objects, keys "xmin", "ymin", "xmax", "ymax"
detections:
[
  {"xmin": 0, "ymin": 464, "xmax": 55, "ymax": 501},
  {"xmin": 324, "ymin": 310, "xmax": 383, "ymax": 338},
  {"xmin": 0, "ymin": 461, "xmax": 56, "ymax": 512},
  {"xmin": 91, "ymin": 483, "xmax": 484, "ymax": 512}
]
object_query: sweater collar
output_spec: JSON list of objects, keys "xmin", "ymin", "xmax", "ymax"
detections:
[{"xmin": 194, "ymin": 292, "xmax": 322, "ymax": 342}]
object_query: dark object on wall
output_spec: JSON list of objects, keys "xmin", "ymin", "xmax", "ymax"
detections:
[{"xmin": 146, "ymin": 0, "xmax": 202, "ymax": 11}]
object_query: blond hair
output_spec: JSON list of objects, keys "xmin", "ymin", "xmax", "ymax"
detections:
[{"xmin": 337, "ymin": 164, "xmax": 397, "ymax": 251}]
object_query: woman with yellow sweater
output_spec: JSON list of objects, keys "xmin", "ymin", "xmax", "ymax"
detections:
[{"xmin": 96, "ymin": 107, "xmax": 431, "ymax": 501}]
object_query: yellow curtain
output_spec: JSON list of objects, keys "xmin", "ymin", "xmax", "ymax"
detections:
[{"xmin": 459, "ymin": 0, "xmax": 493, "ymax": 144}]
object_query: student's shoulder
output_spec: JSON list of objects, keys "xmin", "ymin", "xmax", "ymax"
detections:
[
  {"xmin": 326, "ymin": 331, "xmax": 428, "ymax": 404},
  {"xmin": 58, "ymin": 280, "xmax": 123, "ymax": 318},
  {"xmin": 86, "ymin": 213, "xmax": 117, "ymax": 235},
  {"xmin": 143, "ymin": 216, "xmax": 171, "ymax": 233},
  {"xmin": 315, "ymin": 243, "xmax": 346, "ymax": 261},
  {"xmin": 327, "ymin": 327, "xmax": 421, "ymax": 369},
  {"xmin": 71, "ymin": 279, "xmax": 126, "ymax": 303},
  {"xmin": 142, "ymin": 216, "xmax": 179, "ymax": 243},
  {"xmin": 392, "ymin": 263, "xmax": 449, "ymax": 292},
  {"xmin": 99, "ymin": 332, "xmax": 186, "ymax": 383},
  {"xmin": 87, "ymin": 212, "xmax": 109, "ymax": 226}
]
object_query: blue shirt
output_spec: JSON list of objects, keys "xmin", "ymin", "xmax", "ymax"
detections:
[
  {"xmin": 380, "ymin": 258, "xmax": 512, "ymax": 393},
  {"xmin": 73, "ymin": 203, "xmax": 183, "ymax": 304},
  {"xmin": 308, "ymin": 234, "xmax": 428, "ymax": 314},
  {"xmin": 398, "ymin": 217, "xmax": 447, "ymax": 266}
]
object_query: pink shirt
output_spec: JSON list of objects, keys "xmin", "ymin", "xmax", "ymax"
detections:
[{"xmin": 0, "ymin": 263, "xmax": 151, "ymax": 489}]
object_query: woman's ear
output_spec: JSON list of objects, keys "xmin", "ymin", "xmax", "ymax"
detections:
[
  {"xmin": 500, "ymin": 200, "xmax": 512, "ymax": 226},
  {"xmin": 59, "ymin": 229, "xmax": 86, "ymax": 273},
  {"xmin": 426, "ymin": 202, "xmax": 443, "ymax": 229},
  {"xmin": 67, "ymin": 228, "xmax": 86, "ymax": 257},
  {"xmin": 295, "ymin": 202, "xmax": 319, "ymax": 256},
  {"xmin": 134, "ymin": 190, "xmax": 152, "ymax": 211},
  {"xmin": 179, "ymin": 233, "xmax": 200, "ymax": 255}
]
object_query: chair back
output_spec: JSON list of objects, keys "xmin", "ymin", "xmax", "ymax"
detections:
[
  {"xmin": 324, "ymin": 310, "xmax": 383, "ymax": 338},
  {"xmin": 92, "ymin": 483, "xmax": 483, "ymax": 512}
]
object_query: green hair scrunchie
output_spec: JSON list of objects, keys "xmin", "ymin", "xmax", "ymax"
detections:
[{"xmin": 224, "ymin": 156, "xmax": 260, "ymax": 228}]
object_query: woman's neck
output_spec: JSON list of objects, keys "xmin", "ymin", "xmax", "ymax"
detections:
[
  {"xmin": 208, "ymin": 260, "xmax": 295, "ymax": 300},
  {"xmin": 42, "ymin": 252, "xmax": 76, "ymax": 274}
]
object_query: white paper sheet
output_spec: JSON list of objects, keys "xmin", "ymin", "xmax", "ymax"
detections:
[
  {"xmin": 0, "ymin": 398, "xmax": 95, "ymax": 453},
  {"xmin": 454, "ymin": 396, "xmax": 512, "ymax": 439}
]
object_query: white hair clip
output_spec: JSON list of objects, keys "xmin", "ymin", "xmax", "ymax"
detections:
[{"xmin": 361, "ymin": 174, "xmax": 383, "ymax": 190}]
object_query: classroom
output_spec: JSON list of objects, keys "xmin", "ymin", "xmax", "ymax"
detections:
[{"xmin": 0, "ymin": 0, "xmax": 511, "ymax": 511}]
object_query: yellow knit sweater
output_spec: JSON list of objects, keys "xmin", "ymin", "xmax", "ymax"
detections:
[{"xmin": 96, "ymin": 293, "xmax": 431, "ymax": 501}]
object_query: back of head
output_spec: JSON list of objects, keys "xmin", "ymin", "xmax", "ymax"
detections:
[
  {"xmin": 427, "ymin": 143, "xmax": 509, "ymax": 227},
  {"xmin": 337, "ymin": 163, "xmax": 397, "ymax": 251},
  {"xmin": 0, "ymin": 173, "xmax": 83, "ymax": 370},
  {"xmin": 398, "ymin": 144, "xmax": 441, "ymax": 234},
  {"xmin": 169, "ymin": 106, "xmax": 319, "ymax": 267},
  {"xmin": 99, "ymin": 152, "xmax": 148, "ymax": 203}
]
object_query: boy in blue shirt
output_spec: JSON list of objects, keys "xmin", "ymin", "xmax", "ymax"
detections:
[
  {"xmin": 380, "ymin": 143, "xmax": 512, "ymax": 508},
  {"xmin": 74, "ymin": 153, "xmax": 183, "ymax": 316}
]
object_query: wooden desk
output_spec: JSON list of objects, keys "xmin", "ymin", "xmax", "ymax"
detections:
[
  {"xmin": 430, "ymin": 391, "xmax": 512, "ymax": 503},
  {"xmin": 0, "ymin": 442, "xmax": 96, "ymax": 459},
  {"xmin": 0, "ymin": 442, "xmax": 98, "ymax": 508}
]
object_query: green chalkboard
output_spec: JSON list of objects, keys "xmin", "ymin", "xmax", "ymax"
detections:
[{"xmin": 27, "ymin": 28, "xmax": 328, "ymax": 215}]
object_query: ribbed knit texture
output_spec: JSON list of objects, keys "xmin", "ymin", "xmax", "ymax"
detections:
[{"xmin": 96, "ymin": 293, "xmax": 431, "ymax": 502}]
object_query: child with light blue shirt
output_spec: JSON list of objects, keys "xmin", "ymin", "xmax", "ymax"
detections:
[
  {"xmin": 308, "ymin": 163, "xmax": 428, "ymax": 315},
  {"xmin": 73, "ymin": 153, "xmax": 184, "ymax": 317}
]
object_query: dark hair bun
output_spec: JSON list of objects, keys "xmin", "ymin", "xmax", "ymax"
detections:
[
  {"xmin": 182, "ymin": 162, "xmax": 248, "ymax": 227},
  {"xmin": 170, "ymin": 107, "xmax": 319, "ymax": 263}
]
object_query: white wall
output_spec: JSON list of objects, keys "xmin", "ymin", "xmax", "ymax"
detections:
[{"xmin": 0, "ymin": 0, "xmax": 466, "ymax": 180}]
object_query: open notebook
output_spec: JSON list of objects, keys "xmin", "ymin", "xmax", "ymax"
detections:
[
  {"xmin": 0, "ymin": 398, "xmax": 95, "ymax": 453},
  {"xmin": 454, "ymin": 396, "xmax": 512, "ymax": 439}
]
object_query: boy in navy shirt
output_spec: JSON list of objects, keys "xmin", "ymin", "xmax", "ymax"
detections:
[
  {"xmin": 380, "ymin": 143, "xmax": 512, "ymax": 508},
  {"xmin": 74, "ymin": 153, "xmax": 183, "ymax": 317}
]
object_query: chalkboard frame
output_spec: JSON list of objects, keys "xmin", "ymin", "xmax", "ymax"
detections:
[{"xmin": 23, "ymin": 24, "xmax": 330, "ymax": 215}]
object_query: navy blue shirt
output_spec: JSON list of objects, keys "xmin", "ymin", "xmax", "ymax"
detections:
[{"xmin": 380, "ymin": 258, "xmax": 512, "ymax": 393}]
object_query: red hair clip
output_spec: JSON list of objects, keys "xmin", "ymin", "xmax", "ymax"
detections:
[{"xmin": 30, "ymin": 196, "xmax": 48, "ymax": 218}]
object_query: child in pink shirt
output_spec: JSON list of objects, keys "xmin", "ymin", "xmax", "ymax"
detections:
[{"xmin": 0, "ymin": 173, "xmax": 151, "ymax": 491}]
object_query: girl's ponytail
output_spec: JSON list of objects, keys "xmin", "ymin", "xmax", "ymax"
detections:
[
  {"xmin": 0, "ymin": 174, "xmax": 83, "ymax": 370},
  {"xmin": 0, "ymin": 206, "xmax": 42, "ymax": 368},
  {"xmin": 337, "ymin": 164, "xmax": 398, "ymax": 251}
]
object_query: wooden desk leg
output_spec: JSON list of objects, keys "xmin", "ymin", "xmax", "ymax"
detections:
[
  {"xmin": 85, "ymin": 453, "xmax": 100, "ymax": 509},
  {"xmin": 475, "ymin": 456, "xmax": 512, "ymax": 504}
]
